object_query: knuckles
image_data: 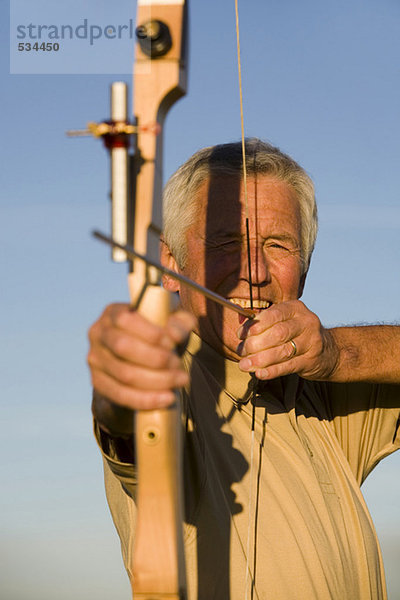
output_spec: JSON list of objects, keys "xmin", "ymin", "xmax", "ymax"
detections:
[
  {"xmin": 116, "ymin": 362, "xmax": 139, "ymax": 387},
  {"xmin": 112, "ymin": 306, "xmax": 132, "ymax": 330},
  {"xmin": 88, "ymin": 320, "xmax": 101, "ymax": 343},
  {"xmin": 86, "ymin": 302, "xmax": 188, "ymax": 409},
  {"xmin": 86, "ymin": 348, "xmax": 98, "ymax": 369},
  {"xmin": 109, "ymin": 331, "xmax": 132, "ymax": 359},
  {"xmin": 274, "ymin": 321, "xmax": 292, "ymax": 344},
  {"xmin": 283, "ymin": 341, "xmax": 295, "ymax": 360}
]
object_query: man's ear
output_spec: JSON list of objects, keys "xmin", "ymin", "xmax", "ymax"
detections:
[{"xmin": 160, "ymin": 238, "xmax": 180, "ymax": 293}]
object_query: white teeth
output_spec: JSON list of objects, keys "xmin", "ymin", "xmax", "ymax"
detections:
[{"xmin": 229, "ymin": 298, "xmax": 271, "ymax": 309}]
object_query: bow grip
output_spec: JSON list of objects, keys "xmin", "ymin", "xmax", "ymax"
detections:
[{"xmin": 132, "ymin": 284, "xmax": 187, "ymax": 600}]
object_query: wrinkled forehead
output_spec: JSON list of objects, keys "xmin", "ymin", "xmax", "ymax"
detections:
[
  {"xmin": 192, "ymin": 174, "xmax": 301, "ymax": 232},
  {"xmin": 194, "ymin": 175, "xmax": 242, "ymax": 216}
]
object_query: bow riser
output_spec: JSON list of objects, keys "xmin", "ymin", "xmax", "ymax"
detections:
[
  {"xmin": 129, "ymin": 0, "xmax": 187, "ymax": 304},
  {"xmin": 130, "ymin": 1, "xmax": 188, "ymax": 598},
  {"xmin": 133, "ymin": 287, "xmax": 186, "ymax": 599}
]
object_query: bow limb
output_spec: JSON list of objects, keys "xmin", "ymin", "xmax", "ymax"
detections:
[{"xmin": 128, "ymin": 1, "xmax": 188, "ymax": 598}]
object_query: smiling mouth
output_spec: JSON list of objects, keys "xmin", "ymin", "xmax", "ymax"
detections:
[{"xmin": 229, "ymin": 298, "xmax": 272, "ymax": 310}]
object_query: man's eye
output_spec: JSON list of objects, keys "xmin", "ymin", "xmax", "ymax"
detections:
[
  {"xmin": 267, "ymin": 242, "xmax": 288, "ymax": 251},
  {"xmin": 206, "ymin": 239, "xmax": 240, "ymax": 250},
  {"xmin": 222, "ymin": 239, "xmax": 241, "ymax": 248}
]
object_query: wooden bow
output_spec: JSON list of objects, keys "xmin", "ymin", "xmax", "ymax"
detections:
[
  {"xmin": 128, "ymin": 2, "xmax": 188, "ymax": 598},
  {"xmin": 78, "ymin": 0, "xmax": 188, "ymax": 596},
  {"xmin": 68, "ymin": 2, "xmax": 188, "ymax": 593}
]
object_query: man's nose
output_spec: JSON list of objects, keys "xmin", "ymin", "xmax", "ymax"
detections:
[{"xmin": 242, "ymin": 241, "xmax": 271, "ymax": 285}]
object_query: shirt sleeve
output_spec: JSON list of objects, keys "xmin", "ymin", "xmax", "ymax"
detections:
[
  {"xmin": 93, "ymin": 419, "xmax": 137, "ymax": 496},
  {"xmin": 325, "ymin": 382, "xmax": 400, "ymax": 484},
  {"xmin": 93, "ymin": 420, "xmax": 137, "ymax": 578}
]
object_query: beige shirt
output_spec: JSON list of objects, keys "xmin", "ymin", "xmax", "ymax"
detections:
[{"xmin": 97, "ymin": 333, "xmax": 400, "ymax": 600}]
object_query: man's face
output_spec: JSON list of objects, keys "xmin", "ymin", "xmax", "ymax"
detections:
[{"xmin": 163, "ymin": 175, "xmax": 305, "ymax": 360}]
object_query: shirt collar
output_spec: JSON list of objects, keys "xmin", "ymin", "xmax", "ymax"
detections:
[
  {"xmin": 185, "ymin": 332, "xmax": 254, "ymax": 404},
  {"xmin": 185, "ymin": 332, "xmax": 302, "ymax": 410}
]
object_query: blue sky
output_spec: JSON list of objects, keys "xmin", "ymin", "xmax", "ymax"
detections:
[{"xmin": 2, "ymin": 0, "xmax": 400, "ymax": 598}]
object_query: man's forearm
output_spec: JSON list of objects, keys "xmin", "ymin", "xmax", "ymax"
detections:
[
  {"xmin": 237, "ymin": 301, "xmax": 400, "ymax": 384},
  {"xmin": 328, "ymin": 325, "xmax": 400, "ymax": 383}
]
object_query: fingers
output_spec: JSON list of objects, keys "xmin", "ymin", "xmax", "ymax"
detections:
[
  {"xmin": 237, "ymin": 301, "xmax": 326, "ymax": 380},
  {"xmin": 88, "ymin": 339, "xmax": 187, "ymax": 389},
  {"xmin": 88, "ymin": 304, "xmax": 194, "ymax": 363},
  {"xmin": 91, "ymin": 370, "xmax": 187, "ymax": 411},
  {"xmin": 91, "ymin": 303, "xmax": 177, "ymax": 351},
  {"xmin": 87, "ymin": 303, "xmax": 194, "ymax": 410},
  {"xmin": 91, "ymin": 322, "xmax": 182, "ymax": 369},
  {"xmin": 237, "ymin": 302, "xmax": 306, "ymax": 356},
  {"xmin": 238, "ymin": 338, "xmax": 302, "ymax": 380},
  {"xmin": 237, "ymin": 302, "xmax": 298, "ymax": 343}
]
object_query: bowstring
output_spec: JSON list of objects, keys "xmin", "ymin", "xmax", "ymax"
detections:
[
  {"xmin": 234, "ymin": 0, "xmax": 254, "ymax": 310},
  {"xmin": 234, "ymin": 2, "xmax": 256, "ymax": 598}
]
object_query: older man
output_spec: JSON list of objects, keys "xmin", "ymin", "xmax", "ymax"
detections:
[{"xmin": 88, "ymin": 139, "xmax": 400, "ymax": 599}]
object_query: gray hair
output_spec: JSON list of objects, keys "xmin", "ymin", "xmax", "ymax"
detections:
[{"xmin": 163, "ymin": 138, "xmax": 318, "ymax": 274}]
